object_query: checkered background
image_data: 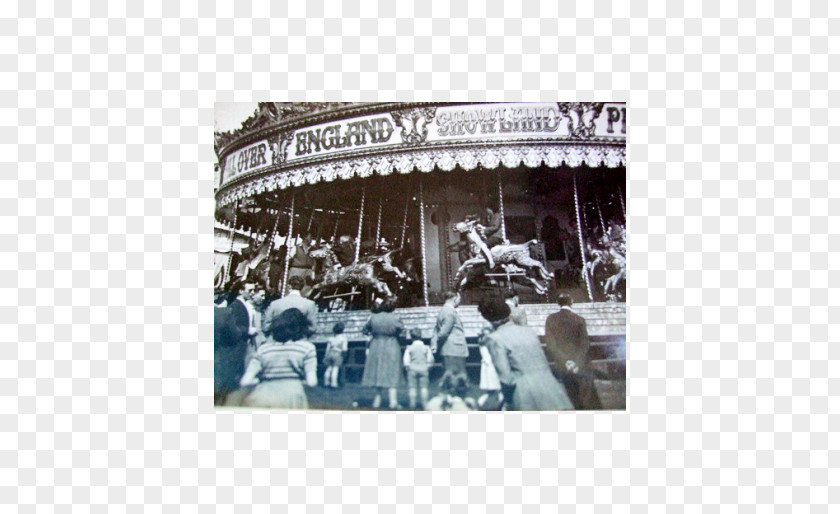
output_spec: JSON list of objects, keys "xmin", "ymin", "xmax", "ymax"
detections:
[{"xmin": 2, "ymin": 0, "xmax": 835, "ymax": 511}]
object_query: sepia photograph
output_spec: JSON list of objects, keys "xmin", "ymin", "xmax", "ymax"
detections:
[{"xmin": 214, "ymin": 102, "xmax": 626, "ymax": 411}]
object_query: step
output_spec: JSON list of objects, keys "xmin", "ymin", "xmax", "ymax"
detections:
[
  {"xmin": 312, "ymin": 302, "xmax": 626, "ymax": 342},
  {"xmin": 302, "ymin": 302, "xmax": 626, "ymax": 383}
]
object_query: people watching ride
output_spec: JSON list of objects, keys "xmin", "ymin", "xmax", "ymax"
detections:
[
  {"xmin": 402, "ymin": 328, "xmax": 434, "ymax": 409},
  {"xmin": 240, "ymin": 308, "xmax": 318, "ymax": 409},
  {"xmin": 262, "ymin": 275, "xmax": 319, "ymax": 334},
  {"xmin": 361, "ymin": 297, "xmax": 406, "ymax": 409},
  {"xmin": 432, "ymin": 291, "xmax": 469, "ymax": 387},
  {"xmin": 478, "ymin": 295, "xmax": 574, "ymax": 411},
  {"xmin": 543, "ymin": 294, "xmax": 602, "ymax": 410},
  {"xmin": 323, "ymin": 322, "xmax": 349, "ymax": 388}
]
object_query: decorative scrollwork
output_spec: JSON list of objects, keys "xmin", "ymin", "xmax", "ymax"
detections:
[
  {"xmin": 266, "ymin": 131, "xmax": 295, "ymax": 165},
  {"xmin": 216, "ymin": 143, "xmax": 626, "ymax": 207},
  {"xmin": 557, "ymin": 102, "xmax": 605, "ymax": 139},
  {"xmin": 215, "ymin": 102, "xmax": 360, "ymax": 155},
  {"xmin": 390, "ymin": 107, "xmax": 438, "ymax": 144}
]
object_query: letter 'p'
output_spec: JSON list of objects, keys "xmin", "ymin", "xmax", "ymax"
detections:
[{"xmin": 606, "ymin": 107, "xmax": 625, "ymax": 134}]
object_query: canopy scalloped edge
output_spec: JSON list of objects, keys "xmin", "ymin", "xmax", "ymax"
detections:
[{"xmin": 216, "ymin": 143, "xmax": 625, "ymax": 207}]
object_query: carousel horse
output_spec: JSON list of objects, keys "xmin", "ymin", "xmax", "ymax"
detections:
[
  {"xmin": 451, "ymin": 238, "xmax": 553, "ymax": 294},
  {"xmin": 229, "ymin": 238, "xmax": 277, "ymax": 291},
  {"xmin": 453, "ymin": 258, "xmax": 551, "ymax": 295},
  {"xmin": 372, "ymin": 247, "xmax": 424, "ymax": 306},
  {"xmin": 367, "ymin": 247, "xmax": 406, "ymax": 280},
  {"xmin": 215, "ymin": 246, "xmax": 254, "ymax": 292},
  {"xmin": 586, "ymin": 227, "xmax": 626, "ymax": 301},
  {"xmin": 233, "ymin": 236, "xmax": 290, "ymax": 294},
  {"xmin": 307, "ymin": 244, "xmax": 394, "ymax": 301},
  {"xmin": 232, "ymin": 238, "xmax": 272, "ymax": 281},
  {"xmin": 451, "ymin": 220, "xmax": 553, "ymax": 294}
]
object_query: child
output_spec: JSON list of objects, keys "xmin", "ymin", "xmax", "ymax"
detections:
[
  {"xmin": 402, "ymin": 328, "xmax": 434, "ymax": 409},
  {"xmin": 323, "ymin": 322, "xmax": 348, "ymax": 388},
  {"xmin": 477, "ymin": 326, "xmax": 505, "ymax": 410}
]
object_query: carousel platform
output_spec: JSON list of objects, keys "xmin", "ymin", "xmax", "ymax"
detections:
[
  {"xmin": 308, "ymin": 301, "xmax": 626, "ymax": 408},
  {"xmin": 310, "ymin": 301, "xmax": 626, "ymax": 342}
]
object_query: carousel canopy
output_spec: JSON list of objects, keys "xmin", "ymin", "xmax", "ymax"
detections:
[{"xmin": 215, "ymin": 102, "xmax": 626, "ymax": 207}]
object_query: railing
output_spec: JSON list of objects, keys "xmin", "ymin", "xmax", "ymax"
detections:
[{"xmin": 310, "ymin": 333, "xmax": 625, "ymax": 384}]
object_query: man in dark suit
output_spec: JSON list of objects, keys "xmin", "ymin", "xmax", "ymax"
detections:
[
  {"xmin": 543, "ymin": 294, "xmax": 602, "ymax": 409},
  {"xmin": 215, "ymin": 281, "xmax": 252, "ymax": 405}
]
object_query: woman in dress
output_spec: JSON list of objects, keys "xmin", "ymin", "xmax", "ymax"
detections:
[
  {"xmin": 478, "ymin": 296, "xmax": 574, "ymax": 411},
  {"xmin": 239, "ymin": 308, "xmax": 318, "ymax": 409},
  {"xmin": 361, "ymin": 297, "xmax": 405, "ymax": 409}
]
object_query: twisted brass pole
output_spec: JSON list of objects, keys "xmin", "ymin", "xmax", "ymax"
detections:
[
  {"xmin": 280, "ymin": 195, "xmax": 296, "ymax": 296},
  {"xmin": 399, "ymin": 192, "xmax": 410, "ymax": 249},
  {"xmin": 573, "ymin": 172, "xmax": 594, "ymax": 302},
  {"xmin": 497, "ymin": 170, "xmax": 506, "ymax": 242},
  {"xmin": 374, "ymin": 196, "xmax": 383, "ymax": 245},
  {"xmin": 224, "ymin": 199, "xmax": 239, "ymax": 286},
  {"xmin": 419, "ymin": 181, "xmax": 428, "ymax": 307},
  {"xmin": 354, "ymin": 187, "xmax": 366, "ymax": 264}
]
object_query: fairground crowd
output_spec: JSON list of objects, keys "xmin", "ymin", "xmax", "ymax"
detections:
[{"xmin": 215, "ymin": 275, "xmax": 601, "ymax": 411}]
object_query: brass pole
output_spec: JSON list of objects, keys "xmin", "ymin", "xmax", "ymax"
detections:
[
  {"xmin": 399, "ymin": 192, "xmax": 410, "ymax": 249},
  {"xmin": 331, "ymin": 211, "xmax": 340, "ymax": 242},
  {"xmin": 224, "ymin": 200, "xmax": 239, "ymax": 286},
  {"xmin": 618, "ymin": 186, "xmax": 626, "ymax": 221},
  {"xmin": 280, "ymin": 195, "xmax": 296, "ymax": 296},
  {"xmin": 573, "ymin": 172, "xmax": 594, "ymax": 302},
  {"xmin": 596, "ymin": 197, "xmax": 607, "ymax": 236},
  {"xmin": 374, "ymin": 196, "xmax": 383, "ymax": 245},
  {"xmin": 419, "ymin": 181, "xmax": 428, "ymax": 307},
  {"xmin": 497, "ymin": 170, "xmax": 506, "ymax": 242},
  {"xmin": 354, "ymin": 187, "xmax": 366, "ymax": 264},
  {"xmin": 306, "ymin": 210, "xmax": 315, "ymax": 235},
  {"xmin": 265, "ymin": 207, "xmax": 283, "ymax": 260}
]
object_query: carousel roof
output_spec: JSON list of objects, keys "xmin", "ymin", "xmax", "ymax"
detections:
[{"xmin": 215, "ymin": 102, "xmax": 626, "ymax": 208}]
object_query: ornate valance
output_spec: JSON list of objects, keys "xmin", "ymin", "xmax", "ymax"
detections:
[{"xmin": 215, "ymin": 141, "xmax": 626, "ymax": 207}]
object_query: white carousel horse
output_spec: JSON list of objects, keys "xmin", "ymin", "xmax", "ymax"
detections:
[
  {"xmin": 586, "ymin": 228, "xmax": 626, "ymax": 301},
  {"xmin": 451, "ymin": 237, "xmax": 553, "ymax": 294}
]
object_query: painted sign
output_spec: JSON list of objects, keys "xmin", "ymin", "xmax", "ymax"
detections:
[
  {"xmin": 222, "ymin": 103, "xmax": 626, "ymax": 182},
  {"xmin": 222, "ymin": 139, "xmax": 276, "ymax": 185},
  {"xmin": 431, "ymin": 102, "xmax": 626, "ymax": 140},
  {"xmin": 292, "ymin": 114, "xmax": 396, "ymax": 158}
]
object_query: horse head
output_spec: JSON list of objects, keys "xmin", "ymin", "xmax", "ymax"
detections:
[
  {"xmin": 309, "ymin": 244, "xmax": 335, "ymax": 261},
  {"xmin": 452, "ymin": 220, "xmax": 478, "ymax": 234}
]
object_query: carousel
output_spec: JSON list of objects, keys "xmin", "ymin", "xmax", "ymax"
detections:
[
  {"xmin": 215, "ymin": 102, "xmax": 626, "ymax": 308},
  {"xmin": 215, "ymin": 102, "xmax": 627, "ymax": 402}
]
